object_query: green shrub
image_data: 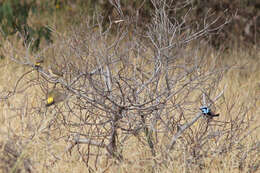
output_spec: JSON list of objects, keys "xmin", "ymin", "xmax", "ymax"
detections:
[{"xmin": 0, "ymin": 0, "xmax": 52, "ymax": 51}]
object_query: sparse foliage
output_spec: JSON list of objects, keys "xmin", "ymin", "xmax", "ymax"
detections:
[{"xmin": 1, "ymin": 0, "xmax": 259, "ymax": 172}]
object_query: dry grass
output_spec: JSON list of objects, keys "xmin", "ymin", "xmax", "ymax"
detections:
[
  {"xmin": 0, "ymin": 38, "xmax": 259, "ymax": 172},
  {"xmin": 0, "ymin": 5, "xmax": 259, "ymax": 172}
]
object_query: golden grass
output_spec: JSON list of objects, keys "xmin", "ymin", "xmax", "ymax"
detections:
[
  {"xmin": 0, "ymin": 8, "xmax": 259, "ymax": 171},
  {"xmin": 0, "ymin": 39, "xmax": 259, "ymax": 172}
]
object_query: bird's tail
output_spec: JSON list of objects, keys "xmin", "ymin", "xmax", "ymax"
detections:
[{"xmin": 211, "ymin": 113, "xmax": 219, "ymax": 117}]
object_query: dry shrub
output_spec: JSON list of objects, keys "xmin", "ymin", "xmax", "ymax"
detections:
[{"xmin": 0, "ymin": 0, "xmax": 259, "ymax": 172}]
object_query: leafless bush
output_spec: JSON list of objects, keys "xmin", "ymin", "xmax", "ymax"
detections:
[
  {"xmin": 2, "ymin": 0, "xmax": 259, "ymax": 172},
  {"xmin": 0, "ymin": 139, "xmax": 33, "ymax": 173}
]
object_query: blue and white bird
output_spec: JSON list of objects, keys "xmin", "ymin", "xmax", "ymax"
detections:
[{"xmin": 200, "ymin": 106, "xmax": 219, "ymax": 118}]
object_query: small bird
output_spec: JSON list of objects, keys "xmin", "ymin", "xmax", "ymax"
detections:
[
  {"xmin": 46, "ymin": 89, "xmax": 67, "ymax": 107},
  {"xmin": 34, "ymin": 56, "xmax": 44, "ymax": 68},
  {"xmin": 200, "ymin": 106, "xmax": 219, "ymax": 118}
]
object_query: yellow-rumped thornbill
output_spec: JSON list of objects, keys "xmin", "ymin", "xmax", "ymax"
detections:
[
  {"xmin": 34, "ymin": 56, "xmax": 44, "ymax": 69},
  {"xmin": 46, "ymin": 89, "xmax": 67, "ymax": 107}
]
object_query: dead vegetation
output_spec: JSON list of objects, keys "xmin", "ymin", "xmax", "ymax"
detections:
[{"xmin": 0, "ymin": 0, "xmax": 259, "ymax": 172}]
